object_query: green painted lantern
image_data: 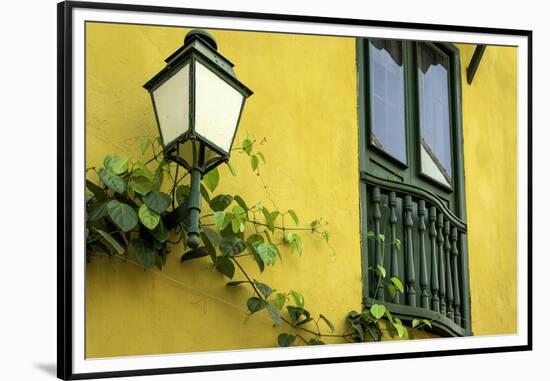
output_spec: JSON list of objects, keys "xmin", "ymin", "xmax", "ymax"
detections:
[{"xmin": 144, "ymin": 29, "xmax": 253, "ymax": 248}]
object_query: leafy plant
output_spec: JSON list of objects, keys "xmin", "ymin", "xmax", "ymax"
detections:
[
  {"xmin": 86, "ymin": 134, "xmax": 428, "ymax": 347},
  {"xmin": 86, "ymin": 141, "xmax": 174, "ymax": 270}
]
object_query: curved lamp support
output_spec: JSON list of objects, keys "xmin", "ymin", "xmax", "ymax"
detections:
[
  {"xmin": 165, "ymin": 147, "xmax": 226, "ymax": 249},
  {"xmin": 186, "ymin": 167, "xmax": 202, "ymax": 249}
]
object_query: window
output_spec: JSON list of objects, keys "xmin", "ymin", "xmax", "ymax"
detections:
[
  {"xmin": 368, "ymin": 39, "xmax": 407, "ymax": 163},
  {"xmin": 358, "ymin": 39, "xmax": 472, "ymax": 337}
]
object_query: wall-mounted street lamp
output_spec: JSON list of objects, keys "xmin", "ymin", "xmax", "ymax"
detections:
[{"xmin": 144, "ymin": 29, "xmax": 253, "ymax": 249}]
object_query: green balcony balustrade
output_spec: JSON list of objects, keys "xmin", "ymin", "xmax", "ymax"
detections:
[
  {"xmin": 418, "ymin": 200, "xmax": 429, "ymax": 309},
  {"xmin": 362, "ymin": 174, "xmax": 470, "ymax": 337},
  {"xmin": 437, "ymin": 213, "xmax": 447, "ymax": 316},
  {"xmin": 389, "ymin": 192, "xmax": 400, "ymax": 303}
]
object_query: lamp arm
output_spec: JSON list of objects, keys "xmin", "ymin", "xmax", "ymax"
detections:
[{"xmin": 186, "ymin": 167, "xmax": 203, "ymax": 249}]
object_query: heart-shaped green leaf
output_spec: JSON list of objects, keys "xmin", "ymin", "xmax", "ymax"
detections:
[
  {"xmin": 242, "ymin": 139, "xmax": 253, "ymax": 154},
  {"xmin": 277, "ymin": 333, "xmax": 296, "ymax": 347},
  {"xmin": 253, "ymin": 280, "xmax": 273, "ymax": 298},
  {"xmin": 393, "ymin": 322, "xmax": 407, "ymax": 338},
  {"xmin": 203, "ymin": 167, "xmax": 219, "ymax": 192},
  {"xmin": 233, "ymin": 195, "xmax": 248, "ymax": 211},
  {"xmin": 201, "ymin": 227, "xmax": 220, "ymax": 260},
  {"xmin": 287, "ymin": 209, "xmax": 299, "ymax": 225},
  {"xmin": 287, "ymin": 306, "xmax": 309, "ymax": 322},
  {"xmin": 257, "ymin": 243, "xmax": 277, "ymax": 266},
  {"xmin": 271, "ymin": 292, "xmax": 287, "ymax": 310},
  {"xmin": 144, "ymin": 191, "xmax": 171, "ymax": 214},
  {"xmin": 370, "ymin": 304, "xmax": 386, "ymax": 320},
  {"xmin": 99, "ymin": 168, "xmax": 126, "ymax": 194},
  {"xmin": 104, "ymin": 156, "xmax": 130, "ymax": 175},
  {"xmin": 246, "ymin": 234, "xmax": 264, "ymax": 247},
  {"xmin": 214, "ymin": 256, "xmax": 235, "ymax": 279},
  {"xmin": 390, "ymin": 276, "xmax": 404, "ymax": 293},
  {"xmin": 220, "ymin": 236, "xmax": 247, "ymax": 257},
  {"xmin": 87, "ymin": 200, "xmax": 109, "ymax": 222},
  {"xmin": 140, "ymin": 138, "xmax": 150, "ymax": 155},
  {"xmin": 250, "ymin": 155, "xmax": 259, "ymax": 171},
  {"xmin": 209, "ymin": 194, "xmax": 233, "ymax": 211},
  {"xmin": 180, "ymin": 247, "xmax": 209, "ymax": 262},
  {"xmin": 138, "ymin": 204, "xmax": 160, "ymax": 230},
  {"xmin": 107, "ymin": 200, "xmax": 138, "ymax": 232},
  {"xmin": 132, "ymin": 239, "xmax": 156, "ymax": 270},
  {"xmin": 247, "ymin": 297, "xmax": 267, "ymax": 314},
  {"xmin": 129, "ymin": 176, "xmax": 153, "ymax": 196},
  {"xmin": 213, "ymin": 211, "xmax": 232, "ymax": 231},
  {"xmin": 291, "ymin": 290, "xmax": 304, "ymax": 308},
  {"xmin": 377, "ymin": 265, "xmax": 386, "ymax": 279}
]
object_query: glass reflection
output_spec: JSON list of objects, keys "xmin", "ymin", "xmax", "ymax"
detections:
[
  {"xmin": 418, "ymin": 43, "xmax": 453, "ymax": 187},
  {"xmin": 369, "ymin": 39, "xmax": 407, "ymax": 163}
]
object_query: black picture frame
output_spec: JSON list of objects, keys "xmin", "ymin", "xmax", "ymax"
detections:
[{"xmin": 57, "ymin": 1, "xmax": 532, "ymax": 379}]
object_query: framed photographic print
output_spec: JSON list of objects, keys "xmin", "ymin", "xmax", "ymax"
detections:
[{"xmin": 57, "ymin": 1, "xmax": 532, "ymax": 379}]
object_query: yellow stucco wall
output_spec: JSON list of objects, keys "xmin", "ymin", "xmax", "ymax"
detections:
[
  {"xmin": 458, "ymin": 44, "xmax": 518, "ymax": 335},
  {"xmin": 85, "ymin": 23, "xmax": 517, "ymax": 358}
]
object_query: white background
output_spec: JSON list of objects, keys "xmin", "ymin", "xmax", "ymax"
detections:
[{"xmin": 0, "ymin": 0, "xmax": 545, "ymax": 380}]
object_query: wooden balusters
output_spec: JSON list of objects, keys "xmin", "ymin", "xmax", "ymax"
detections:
[
  {"xmin": 372, "ymin": 187, "xmax": 384, "ymax": 301},
  {"xmin": 389, "ymin": 192, "xmax": 399, "ymax": 303},
  {"xmin": 444, "ymin": 221, "xmax": 454, "ymax": 319},
  {"xmin": 418, "ymin": 200, "xmax": 429, "ymax": 309},
  {"xmin": 404, "ymin": 195, "xmax": 416, "ymax": 306},
  {"xmin": 429, "ymin": 206, "xmax": 439, "ymax": 312},
  {"xmin": 451, "ymin": 227, "xmax": 461, "ymax": 325},
  {"xmin": 437, "ymin": 213, "xmax": 447, "ymax": 316}
]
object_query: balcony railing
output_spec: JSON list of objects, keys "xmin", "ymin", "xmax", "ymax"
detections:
[{"xmin": 361, "ymin": 172, "xmax": 472, "ymax": 337}]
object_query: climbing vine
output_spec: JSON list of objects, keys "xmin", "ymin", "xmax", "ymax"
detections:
[{"xmin": 85, "ymin": 134, "xmax": 434, "ymax": 346}]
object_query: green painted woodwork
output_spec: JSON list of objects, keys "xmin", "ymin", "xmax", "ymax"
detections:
[
  {"xmin": 357, "ymin": 38, "xmax": 472, "ymax": 337},
  {"xmin": 437, "ymin": 213, "xmax": 447, "ymax": 316},
  {"xmin": 389, "ymin": 191, "xmax": 400, "ymax": 303},
  {"xmin": 360, "ymin": 173, "xmax": 466, "ymax": 232},
  {"xmin": 404, "ymin": 195, "xmax": 416, "ymax": 306},
  {"xmin": 444, "ymin": 221, "xmax": 455, "ymax": 318},
  {"xmin": 359, "ymin": 40, "xmax": 467, "ymax": 215},
  {"xmin": 372, "ymin": 186, "xmax": 384, "ymax": 301},
  {"xmin": 364, "ymin": 295, "xmax": 467, "ymax": 337},
  {"xmin": 429, "ymin": 206, "xmax": 440, "ymax": 312},
  {"xmin": 418, "ymin": 200, "xmax": 429, "ymax": 309},
  {"xmin": 451, "ymin": 227, "xmax": 461, "ymax": 324}
]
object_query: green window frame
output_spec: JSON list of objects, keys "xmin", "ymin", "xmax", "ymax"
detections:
[{"xmin": 357, "ymin": 38, "xmax": 472, "ymax": 337}]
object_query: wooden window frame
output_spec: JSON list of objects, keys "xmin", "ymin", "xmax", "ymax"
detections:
[{"xmin": 357, "ymin": 38, "xmax": 472, "ymax": 337}]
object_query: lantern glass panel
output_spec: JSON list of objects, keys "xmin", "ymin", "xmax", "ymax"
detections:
[
  {"xmin": 152, "ymin": 63, "xmax": 190, "ymax": 147},
  {"xmin": 177, "ymin": 139, "xmax": 195, "ymax": 167},
  {"xmin": 194, "ymin": 61, "xmax": 244, "ymax": 153},
  {"xmin": 178, "ymin": 140, "xmax": 218, "ymax": 167}
]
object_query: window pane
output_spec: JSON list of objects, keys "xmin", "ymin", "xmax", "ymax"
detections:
[
  {"xmin": 418, "ymin": 43, "xmax": 453, "ymax": 187},
  {"xmin": 368, "ymin": 39, "xmax": 407, "ymax": 163}
]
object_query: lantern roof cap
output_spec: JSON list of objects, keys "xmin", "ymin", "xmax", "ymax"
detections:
[
  {"xmin": 143, "ymin": 29, "xmax": 252, "ymax": 98},
  {"xmin": 184, "ymin": 29, "xmax": 217, "ymax": 50}
]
